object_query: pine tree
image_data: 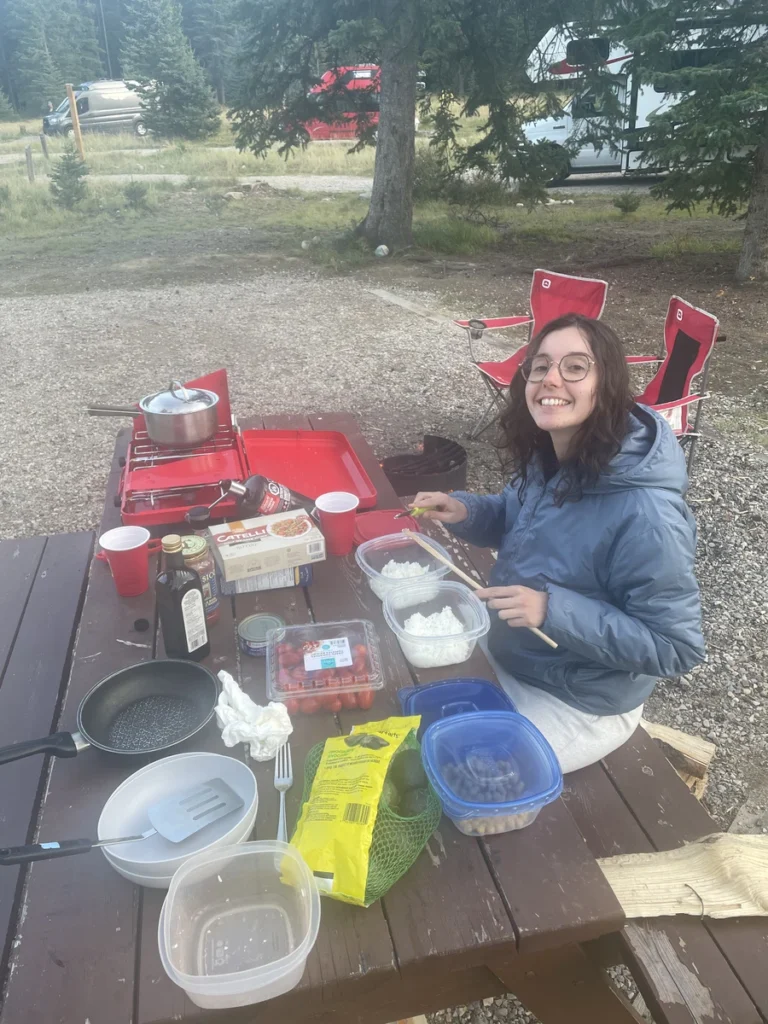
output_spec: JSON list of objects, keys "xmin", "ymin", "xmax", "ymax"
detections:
[
  {"xmin": 121, "ymin": 0, "xmax": 220, "ymax": 138},
  {"xmin": 0, "ymin": 88, "xmax": 14, "ymax": 120},
  {"xmin": 181, "ymin": 0, "xmax": 238, "ymax": 104},
  {"xmin": 587, "ymin": 1, "xmax": 768, "ymax": 281},
  {"xmin": 50, "ymin": 144, "xmax": 89, "ymax": 208}
]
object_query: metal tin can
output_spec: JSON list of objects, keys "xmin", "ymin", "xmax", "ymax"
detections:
[{"xmin": 238, "ymin": 614, "xmax": 285, "ymax": 657}]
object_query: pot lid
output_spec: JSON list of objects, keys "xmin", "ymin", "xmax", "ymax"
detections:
[{"xmin": 141, "ymin": 381, "xmax": 218, "ymax": 415}]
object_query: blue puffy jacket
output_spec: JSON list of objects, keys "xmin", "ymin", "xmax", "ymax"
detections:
[{"xmin": 448, "ymin": 405, "xmax": 705, "ymax": 714}]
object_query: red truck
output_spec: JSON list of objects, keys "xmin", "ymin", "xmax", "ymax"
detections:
[{"xmin": 302, "ymin": 65, "xmax": 381, "ymax": 141}]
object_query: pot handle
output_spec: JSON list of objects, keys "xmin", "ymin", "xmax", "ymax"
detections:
[
  {"xmin": 0, "ymin": 838, "xmax": 95, "ymax": 866},
  {"xmin": 169, "ymin": 380, "xmax": 192, "ymax": 403},
  {"xmin": 86, "ymin": 405, "xmax": 141, "ymax": 417},
  {"xmin": 0, "ymin": 732, "xmax": 79, "ymax": 766}
]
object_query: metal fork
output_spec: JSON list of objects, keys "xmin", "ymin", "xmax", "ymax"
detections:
[{"xmin": 274, "ymin": 742, "xmax": 293, "ymax": 843}]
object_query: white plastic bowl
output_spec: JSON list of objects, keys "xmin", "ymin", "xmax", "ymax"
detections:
[
  {"xmin": 158, "ymin": 841, "xmax": 321, "ymax": 1009},
  {"xmin": 383, "ymin": 580, "xmax": 490, "ymax": 668},
  {"xmin": 98, "ymin": 752, "xmax": 258, "ymax": 881},
  {"xmin": 355, "ymin": 532, "xmax": 451, "ymax": 607}
]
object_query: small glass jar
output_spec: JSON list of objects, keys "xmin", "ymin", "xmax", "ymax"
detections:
[{"xmin": 181, "ymin": 535, "xmax": 220, "ymax": 625}]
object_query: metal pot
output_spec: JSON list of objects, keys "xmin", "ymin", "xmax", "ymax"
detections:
[{"xmin": 87, "ymin": 381, "xmax": 219, "ymax": 448}]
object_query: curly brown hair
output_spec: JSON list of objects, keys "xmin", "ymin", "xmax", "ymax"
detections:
[{"xmin": 498, "ymin": 314, "xmax": 633, "ymax": 505}]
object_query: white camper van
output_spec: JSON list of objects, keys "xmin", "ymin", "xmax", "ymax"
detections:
[
  {"xmin": 43, "ymin": 81, "xmax": 146, "ymax": 137},
  {"xmin": 523, "ymin": 27, "xmax": 677, "ymax": 177}
]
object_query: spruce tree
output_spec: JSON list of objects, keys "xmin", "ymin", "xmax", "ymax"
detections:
[
  {"xmin": 181, "ymin": 0, "xmax": 238, "ymax": 105},
  {"xmin": 0, "ymin": 88, "xmax": 14, "ymax": 120},
  {"xmin": 50, "ymin": 144, "xmax": 89, "ymax": 208},
  {"xmin": 121, "ymin": 0, "xmax": 220, "ymax": 139}
]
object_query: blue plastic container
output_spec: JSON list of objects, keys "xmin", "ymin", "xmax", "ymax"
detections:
[
  {"xmin": 397, "ymin": 678, "xmax": 516, "ymax": 738},
  {"xmin": 421, "ymin": 710, "xmax": 563, "ymax": 836}
]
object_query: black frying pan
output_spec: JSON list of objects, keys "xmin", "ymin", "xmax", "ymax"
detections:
[{"xmin": 0, "ymin": 660, "xmax": 218, "ymax": 765}]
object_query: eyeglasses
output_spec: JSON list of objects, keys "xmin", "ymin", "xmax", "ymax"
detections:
[{"xmin": 521, "ymin": 352, "xmax": 595, "ymax": 383}]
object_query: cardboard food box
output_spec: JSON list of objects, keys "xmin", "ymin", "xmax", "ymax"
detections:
[
  {"xmin": 218, "ymin": 564, "xmax": 314, "ymax": 595},
  {"xmin": 209, "ymin": 511, "xmax": 326, "ymax": 583}
]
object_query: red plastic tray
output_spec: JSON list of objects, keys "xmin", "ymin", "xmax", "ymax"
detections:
[{"xmin": 241, "ymin": 429, "xmax": 377, "ymax": 508}]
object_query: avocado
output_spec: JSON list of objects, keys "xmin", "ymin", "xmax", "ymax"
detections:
[
  {"xmin": 398, "ymin": 787, "xmax": 430, "ymax": 818},
  {"xmin": 389, "ymin": 748, "xmax": 427, "ymax": 793},
  {"xmin": 382, "ymin": 778, "xmax": 400, "ymax": 811}
]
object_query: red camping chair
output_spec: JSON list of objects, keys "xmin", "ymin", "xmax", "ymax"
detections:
[
  {"xmin": 631, "ymin": 296, "xmax": 720, "ymax": 473},
  {"xmin": 456, "ymin": 269, "xmax": 609, "ymax": 438}
]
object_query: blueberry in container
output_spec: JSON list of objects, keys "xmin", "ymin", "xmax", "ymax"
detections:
[
  {"xmin": 421, "ymin": 710, "xmax": 562, "ymax": 836},
  {"xmin": 397, "ymin": 678, "xmax": 516, "ymax": 739}
]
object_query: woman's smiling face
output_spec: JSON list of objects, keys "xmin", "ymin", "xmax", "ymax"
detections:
[{"xmin": 525, "ymin": 325, "xmax": 598, "ymax": 456}]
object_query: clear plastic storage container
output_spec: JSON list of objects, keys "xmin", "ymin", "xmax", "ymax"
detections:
[
  {"xmin": 397, "ymin": 677, "xmax": 516, "ymax": 738},
  {"xmin": 266, "ymin": 619, "xmax": 383, "ymax": 714},
  {"xmin": 355, "ymin": 532, "xmax": 451, "ymax": 608},
  {"xmin": 421, "ymin": 710, "xmax": 563, "ymax": 836},
  {"xmin": 383, "ymin": 581, "xmax": 490, "ymax": 669},
  {"xmin": 158, "ymin": 841, "xmax": 321, "ymax": 1009}
]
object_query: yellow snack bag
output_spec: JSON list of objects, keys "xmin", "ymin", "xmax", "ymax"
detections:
[{"xmin": 291, "ymin": 716, "xmax": 427, "ymax": 906}]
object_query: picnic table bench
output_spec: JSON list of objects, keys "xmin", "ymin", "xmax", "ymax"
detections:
[{"xmin": 1, "ymin": 412, "xmax": 766, "ymax": 1024}]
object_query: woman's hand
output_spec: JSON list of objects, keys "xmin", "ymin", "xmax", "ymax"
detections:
[
  {"xmin": 409, "ymin": 491, "xmax": 469, "ymax": 525},
  {"xmin": 476, "ymin": 585, "xmax": 548, "ymax": 629}
]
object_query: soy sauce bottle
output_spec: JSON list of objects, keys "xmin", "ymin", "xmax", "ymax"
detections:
[{"xmin": 156, "ymin": 534, "xmax": 210, "ymax": 662}]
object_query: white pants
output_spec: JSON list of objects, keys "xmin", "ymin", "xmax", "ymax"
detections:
[{"xmin": 480, "ymin": 640, "xmax": 643, "ymax": 774}]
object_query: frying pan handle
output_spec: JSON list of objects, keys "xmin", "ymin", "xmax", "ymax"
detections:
[
  {"xmin": 0, "ymin": 732, "xmax": 79, "ymax": 765},
  {"xmin": 0, "ymin": 838, "xmax": 95, "ymax": 866},
  {"xmin": 86, "ymin": 405, "xmax": 141, "ymax": 417}
]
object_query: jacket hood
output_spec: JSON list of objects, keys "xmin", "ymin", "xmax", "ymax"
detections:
[{"xmin": 587, "ymin": 404, "xmax": 688, "ymax": 496}]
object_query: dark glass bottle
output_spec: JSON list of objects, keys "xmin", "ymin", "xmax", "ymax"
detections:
[{"xmin": 156, "ymin": 534, "xmax": 210, "ymax": 662}]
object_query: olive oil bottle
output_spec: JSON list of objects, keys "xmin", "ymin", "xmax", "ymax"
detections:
[{"xmin": 156, "ymin": 534, "xmax": 210, "ymax": 661}]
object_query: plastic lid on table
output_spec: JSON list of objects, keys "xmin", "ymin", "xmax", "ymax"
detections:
[
  {"xmin": 239, "ymin": 614, "xmax": 285, "ymax": 644},
  {"xmin": 421, "ymin": 710, "xmax": 563, "ymax": 820},
  {"xmin": 397, "ymin": 678, "xmax": 516, "ymax": 738},
  {"xmin": 353, "ymin": 510, "xmax": 422, "ymax": 545}
]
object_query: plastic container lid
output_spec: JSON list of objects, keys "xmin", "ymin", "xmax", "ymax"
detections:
[
  {"xmin": 421, "ymin": 710, "xmax": 563, "ymax": 823},
  {"xmin": 353, "ymin": 510, "xmax": 422, "ymax": 545},
  {"xmin": 158, "ymin": 841, "xmax": 320, "ymax": 1008},
  {"xmin": 265, "ymin": 619, "xmax": 384, "ymax": 704},
  {"xmin": 383, "ymin": 580, "xmax": 490, "ymax": 644},
  {"xmin": 398, "ymin": 678, "xmax": 516, "ymax": 738},
  {"xmin": 238, "ymin": 614, "xmax": 284, "ymax": 645}
]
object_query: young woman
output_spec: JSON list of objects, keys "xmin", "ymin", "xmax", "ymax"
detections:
[{"xmin": 411, "ymin": 314, "xmax": 705, "ymax": 773}]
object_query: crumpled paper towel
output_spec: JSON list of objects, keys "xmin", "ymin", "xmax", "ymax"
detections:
[{"xmin": 215, "ymin": 670, "xmax": 293, "ymax": 760}]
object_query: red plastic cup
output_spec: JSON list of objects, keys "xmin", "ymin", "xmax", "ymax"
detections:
[
  {"xmin": 314, "ymin": 491, "xmax": 360, "ymax": 557},
  {"xmin": 98, "ymin": 526, "xmax": 162, "ymax": 597}
]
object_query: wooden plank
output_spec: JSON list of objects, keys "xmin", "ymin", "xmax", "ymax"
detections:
[
  {"xmin": 0, "ymin": 536, "xmax": 46, "ymax": 679},
  {"xmin": 603, "ymin": 729, "xmax": 768, "ymax": 1017},
  {"xmin": 0, "ymin": 533, "xmax": 93, "ymax": 987},
  {"xmin": 641, "ymin": 719, "xmax": 716, "ymax": 780},
  {"xmin": 564, "ymin": 762, "xmax": 763, "ymax": 1024},
  {"xmin": 0, "ymin": 434, "xmax": 152, "ymax": 1024}
]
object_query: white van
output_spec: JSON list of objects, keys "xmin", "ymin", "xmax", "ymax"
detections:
[
  {"xmin": 43, "ymin": 81, "xmax": 146, "ymax": 137},
  {"xmin": 523, "ymin": 28, "xmax": 679, "ymax": 177}
]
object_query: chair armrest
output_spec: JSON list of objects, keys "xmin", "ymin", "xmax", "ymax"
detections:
[
  {"xmin": 454, "ymin": 315, "xmax": 533, "ymax": 331},
  {"xmin": 651, "ymin": 393, "xmax": 709, "ymax": 413},
  {"xmin": 626, "ymin": 354, "xmax": 664, "ymax": 364}
]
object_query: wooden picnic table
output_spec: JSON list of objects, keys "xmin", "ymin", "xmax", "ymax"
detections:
[{"xmin": 1, "ymin": 412, "xmax": 766, "ymax": 1024}]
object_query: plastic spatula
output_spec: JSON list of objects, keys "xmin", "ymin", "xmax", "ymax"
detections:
[{"xmin": 0, "ymin": 778, "xmax": 245, "ymax": 865}]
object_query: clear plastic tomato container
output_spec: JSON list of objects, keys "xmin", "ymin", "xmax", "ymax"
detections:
[{"xmin": 266, "ymin": 619, "xmax": 384, "ymax": 715}]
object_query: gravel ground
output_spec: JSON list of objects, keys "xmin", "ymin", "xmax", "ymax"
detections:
[{"xmin": 2, "ymin": 267, "xmax": 764, "ymax": 1024}]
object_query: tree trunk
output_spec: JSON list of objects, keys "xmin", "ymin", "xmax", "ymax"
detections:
[
  {"xmin": 358, "ymin": 2, "xmax": 418, "ymax": 251},
  {"xmin": 737, "ymin": 112, "xmax": 768, "ymax": 283}
]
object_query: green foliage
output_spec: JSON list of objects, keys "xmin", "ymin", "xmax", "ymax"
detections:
[
  {"xmin": 121, "ymin": 0, "xmax": 221, "ymax": 139},
  {"xmin": 0, "ymin": 184, "xmax": 12, "ymax": 208},
  {"xmin": 0, "ymin": 90, "xmax": 15, "ymax": 121},
  {"xmin": 612, "ymin": 191, "xmax": 642, "ymax": 215},
  {"xmin": 122, "ymin": 180, "xmax": 150, "ymax": 210},
  {"xmin": 412, "ymin": 146, "xmax": 451, "ymax": 201},
  {"xmin": 3, "ymin": 0, "xmax": 103, "ymax": 113},
  {"xmin": 49, "ymin": 145, "xmax": 89, "ymax": 209}
]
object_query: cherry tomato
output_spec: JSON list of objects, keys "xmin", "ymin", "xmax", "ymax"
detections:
[
  {"xmin": 325, "ymin": 696, "xmax": 342, "ymax": 713},
  {"xmin": 340, "ymin": 691, "xmax": 358, "ymax": 710},
  {"xmin": 316, "ymin": 669, "xmax": 336, "ymax": 686},
  {"xmin": 284, "ymin": 698, "xmax": 300, "ymax": 715},
  {"xmin": 300, "ymin": 697, "xmax": 320, "ymax": 715},
  {"xmin": 277, "ymin": 669, "xmax": 294, "ymax": 690},
  {"xmin": 336, "ymin": 669, "xmax": 355, "ymax": 686},
  {"xmin": 353, "ymin": 644, "xmax": 368, "ymax": 658},
  {"xmin": 353, "ymin": 671, "xmax": 370, "ymax": 686},
  {"xmin": 357, "ymin": 689, "xmax": 375, "ymax": 710}
]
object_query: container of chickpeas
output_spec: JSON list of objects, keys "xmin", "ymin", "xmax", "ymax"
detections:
[{"xmin": 421, "ymin": 711, "xmax": 563, "ymax": 836}]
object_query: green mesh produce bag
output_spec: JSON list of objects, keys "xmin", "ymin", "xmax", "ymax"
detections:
[{"xmin": 299, "ymin": 733, "xmax": 442, "ymax": 906}]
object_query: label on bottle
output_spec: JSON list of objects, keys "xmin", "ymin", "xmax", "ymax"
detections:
[
  {"xmin": 198, "ymin": 567, "xmax": 220, "ymax": 617},
  {"xmin": 181, "ymin": 589, "xmax": 208, "ymax": 653},
  {"xmin": 257, "ymin": 479, "xmax": 293, "ymax": 516}
]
